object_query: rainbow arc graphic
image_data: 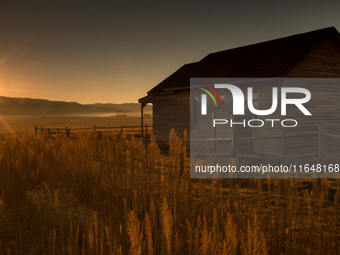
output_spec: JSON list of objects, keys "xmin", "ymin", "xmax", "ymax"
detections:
[{"xmin": 196, "ymin": 82, "xmax": 223, "ymax": 106}]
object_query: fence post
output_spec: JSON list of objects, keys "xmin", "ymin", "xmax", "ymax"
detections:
[
  {"xmin": 141, "ymin": 103, "xmax": 144, "ymax": 138},
  {"xmin": 35, "ymin": 126, "xmax": 37, "ymax": 136},
  {"xmin": 317, "ymin": 124, "xmax": 326, "ymax": 187},
  {"xmin": 145, "ymin": 124, "xmax": 148, "ymax": 135},
  {"xmin": 231, "ymin": 128, "xmax": 237, "ymax": 158},
  {"xmin": 144, "ymin": 132, "xmax": 149, "ymax": 150},
  {"xmin": 48, "ymin": 128, "xmax": 51, "ymax": 137},
  {"xmin": 65, "ymin": 127, "xmax": 69, "ymax": 138},
  {"xmin": 318, "ymin": 124, "xmax": 326, "ymax": 163}
]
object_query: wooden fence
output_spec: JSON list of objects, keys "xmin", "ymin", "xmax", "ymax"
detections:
[
  {"xmin": 35, "ymin": 123, "xmax": 340, "ymax": 163},
  {"xmin": 35, "ymin": 124, "xmax": 153, "ymax": 138},
  {"xmin": 192, "ymin": 124, "xmax": 340, "ymax": 163}
]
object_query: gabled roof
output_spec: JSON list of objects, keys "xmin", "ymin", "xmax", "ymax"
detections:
[
  {"xmin": 147, "ymin": 62, "xmax": 197, "ymax": 95},
  {"xmin": 144, "ymin": 27, "xmax": 340, "ymax": 97}
]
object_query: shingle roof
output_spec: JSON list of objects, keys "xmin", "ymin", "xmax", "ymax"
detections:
[
  {"xmin": 146, "ymin": 27, "xmax": 340, "ymax": 96},
  {"xmin": 147, "ymin": 62, "xmax": 197, "ymax": 95}
]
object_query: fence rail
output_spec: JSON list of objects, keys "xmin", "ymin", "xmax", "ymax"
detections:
[
  {"xmin": 192, "ymin": 124, "xmax": 340, "ymax": 163},
  {"xmin": 35, "ymin": 124, "xmax": 153, "ymax": 138},
  {"xmin": 36, "ymin": 123, "xmax": 340, "ymax": 163}
]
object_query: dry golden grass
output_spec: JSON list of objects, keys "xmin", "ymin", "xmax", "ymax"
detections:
[{"xmin": 0, "ymin": 129, "xmax": 339, "ymax": 254}]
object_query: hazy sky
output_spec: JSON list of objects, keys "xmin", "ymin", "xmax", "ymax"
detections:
[{"xmin": 0, "ymin": 0, "xmax": 339, "ymax": 104}]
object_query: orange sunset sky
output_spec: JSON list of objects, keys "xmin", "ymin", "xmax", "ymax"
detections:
[{"xmin": 0, "ymin": 1, "xmax": 339, "ymax": 104}]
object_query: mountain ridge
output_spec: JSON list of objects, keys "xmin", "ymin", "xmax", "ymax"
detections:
[{"xmin": 0, "ymin": 96, "xmax": 152, "ymax": 116}]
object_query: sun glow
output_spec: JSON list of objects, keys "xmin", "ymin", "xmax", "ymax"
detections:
[{"xmin": 0, "ymin": 116, "xmax": 14, "ymax": 134}]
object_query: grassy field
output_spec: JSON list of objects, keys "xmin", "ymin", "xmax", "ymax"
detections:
[
  {"xmin": 0, "ymin": 129, "xmax": 339, "ymax": 254},
  {"xmin": 0, "ymin": 116, "xmax": 153, "ymax": 133}
]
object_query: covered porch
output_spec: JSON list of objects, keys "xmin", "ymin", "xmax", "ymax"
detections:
[{"xmin": 138, "ymin": 95, "xmax": 153, "ymax": 137}]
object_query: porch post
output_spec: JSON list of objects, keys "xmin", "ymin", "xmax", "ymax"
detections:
[
  {"xmin": 141, "ymin": 103, "xmax": 144, "ymax": 137},
  {"xmin": 141, "ymin": 102, "xmax": 148, "ymax": 137}
]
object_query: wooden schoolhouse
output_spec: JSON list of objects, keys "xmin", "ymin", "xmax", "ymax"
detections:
[{"xmin": 139, "ymin": 27, "xmax": 340, "ymax": 157}]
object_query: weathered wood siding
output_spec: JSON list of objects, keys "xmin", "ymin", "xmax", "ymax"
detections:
[
  {"xmin": 190, "ymin": 87, "xmax": 252, "ymax": 154},
  {"xmin": 252, "ymin": 84, "xmax": 285, "ymax": 156},
  {"xmin": 283, "ymin": 80, "xmax": 340, "ymax": 157},
  {"xmin": 189, "ymin": 90, "xmax": 232, "ymax": 153},
  {"xmin": 286, "ymin": 37, "xmax": 340, "ymax": 78},
  {"xmin": 285, "ymin": 37, "xmax": 340, "ymax": 156},
  {"xmin": 152, "ymin": 91, "xmax": 190, "ymax": 141},
  {"xmin": 151, "ymin": 36, "xmax": 340, "ymax": 158}
]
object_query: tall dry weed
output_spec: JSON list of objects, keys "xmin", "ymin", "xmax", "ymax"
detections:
[
  {"xmin": 144, "ymin": 213, "xmax": 154, "ymax": 255},
  {"xmin": 240, "ymin": 212, "xmax": 268, "ymax": 255},
  {"xmin": 222, "ymin": 212, "xmax": 238, "ymax": 255},
  {"xmin": 160, "ymin": 197, "xmax": 173, "ymax": 255},
  {"xmin": 0, "ymin": 131, "xmax": 338, "ymax": 254},
  {"xmin": 127, "ymin": 210, "xmax": 143, "ymax": 255}
]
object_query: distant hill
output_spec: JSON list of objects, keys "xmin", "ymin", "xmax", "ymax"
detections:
[{"xmin": 0, "ymin": 96, "xmax": 152, "ymax": 116}]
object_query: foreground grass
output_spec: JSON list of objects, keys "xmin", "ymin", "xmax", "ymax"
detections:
[{"xmin": 0, "ymin": 130, "xmax": 339, "ymax": 254}]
